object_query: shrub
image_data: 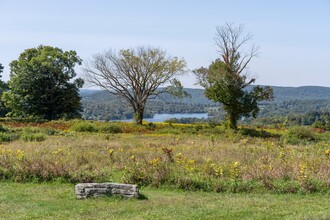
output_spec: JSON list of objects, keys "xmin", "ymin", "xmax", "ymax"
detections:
[
  {"xmin": 21, "ymin": 133, "xmax": 46, "ymax": 142},
  {"xmin": 98, "ymin": 124, "xmax": 122, "ymax": 133},
  {"xmin": 21, "ymin": 127, "xmax": 41, "ymax": 133},
  {"xmin": 70, "ymin": 122, "xmax": 97, "ymax": 132},
  {"xmin": 272, "ymin": 180, "xmax": 300, "ymax": 193},
  {"xmin": 238, "ymin": 128, "xmax": 276, "ymax": 138},
  {"xmin": 312, "ymin": 121, "xmax": 326, "ymax": 130},
  {"xmin": 42, "ymin": 128, "xmax": 58, "ymax": 135},
  {"xmin": 156, "ymin": 127, "xmax": 180, "ymax": 135},
  {"xmin": 146, "ymin": 122, "xmax": 157, "ymax": 130},
  {"xmin": 0, "ymin": 132, "xmax": 19, "ymax": 142},
  {"xmin": 282, "ymin": 126, "xmax": 316, "ymax": 145},
  {"xmin": 0, "ymin": 124, "xmax": 8, "ymax": 132},
  {"xmin": 198, "ymin": 126, "xmax": 226, "ymax": 135},
  {"xmin": 174, "ymin": 177, "xmax": 211, "ymax": 191},
  {"xmin": 18, "ymin": 127, "xmax": 58, "ymax": 136}
]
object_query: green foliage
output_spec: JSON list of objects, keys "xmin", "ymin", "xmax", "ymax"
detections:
[
  {"xmin": 0, "ymin": 63, "xmax": 9, "ymax": 117},
  {"xmin": 0, "ymin": 132, "xmax": 19, "ymax": 142},
  {"xmin": 146, "ymin": 122, "xmax": 157, "ymax": 130},
  {"xmin": 42, "ymin": 128, "xmax": 58, "ymax": 136},
  {"xmin": 17, "ymin": 126, "xmax": 58, "ymax": 136},
  {"xmin": 173, "ymin": 177, "xmax": 211, "ymax": 191},
  {"xmin": 21, "ymin": 132, "xmax": 46, "ymax": 142},
  {"xmin": 0, "ymin": 124, "xmax": 17, "ymax": 142},
  {"xmin": 3, "ymin": 45, "xmax": 84, "ymax": 120},
  {"xmin": 282, "ymin": 126, "xmax": 316, "ymax": 144},
  {"xmin": 194, "ymin": 24, "xmax": 273, "ymax": 129},
  {"xmin": 21, "ymin": 127, "xmax": 48, "ymax": 142},
  {"xmin": 238, "ymin": 128, "xmax": 278, "ymax": 138},
  {"xmin": 0, "ymin": 124, "xmax": 8, "ymax": 132},
  {"xmin": 195, "ymin": 59, "xmax": 274, "ymax": 129},
  {"xmin": 156, "ymin": 127, "xmax": 180, "ymax": 135},
  {"xmin": 69, "ymin": 121, "xmax": 122, "ymax": 133},
  {"xmin": 0, "ymin": 124, "xmax": 18, "ymax": 142},
  {"xmin": 70, "ymin": 121, "xmax": 97, "ymax": 132},
  {"xmin": 98, "ymin": 123, "xmax": 122, "ymax": 133},
  {"xmin": 289, "ymin": 126, "xmax": 316, "ymax": 140}
]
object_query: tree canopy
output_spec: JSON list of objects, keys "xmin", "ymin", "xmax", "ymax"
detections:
[
  {"xmin": 194, "ymin": 23, "xmax": 273, "ymax": 129},
  {"xmin": 0, "ymin": 63, "xmax": 9, "ymax": 117},
  {"xmin": 3, "ymin": 45, "xmax": 84, "ymax": 120},
  {"xmin": 83, "ymin": 46, "xmax": 187, "ymax": 124}
]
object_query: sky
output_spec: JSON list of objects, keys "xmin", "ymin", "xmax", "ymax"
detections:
[{"xmin": 0, "ymin": 0, "xmax": 329, "ymax": 88}]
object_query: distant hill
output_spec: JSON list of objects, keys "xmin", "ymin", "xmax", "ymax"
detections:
[
  {"xmin": 81, "ymin": 86, "xmax": 330, "ymax": 104},
  {"xmin": 80, "ymin": 88, "xmax": 214, "ymax": 105},
  {"xmin": 79, "ymin": 86, "xmax": 330, "ymax": 121},
  {"xmin": 267, "ymin": 86, "xmax": 330, "ymax": 102},
  {"xmin": 80, "ymin": 88, "xmax": 212, "ymax": 120},
  {"xmin": 80, "ymin": 89, "xmax": 100, "ymax": 97}
]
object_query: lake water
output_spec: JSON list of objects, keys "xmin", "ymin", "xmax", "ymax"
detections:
[
  {"xmin": 111, "ymin": 113, "xmax": 208, "ymax": 122},
  {"xmin": 146, "ymin": 113, "xmax": 208, "ymax": 122}
]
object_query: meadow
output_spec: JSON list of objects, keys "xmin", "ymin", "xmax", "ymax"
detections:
[{"xmin": 0, "ymin": 120, "xmax": 330, "ymax": 219}]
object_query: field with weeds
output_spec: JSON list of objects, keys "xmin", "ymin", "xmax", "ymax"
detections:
[
  {"xmin": 0, "ymin": 120, "xmax": 329, "ymax": 193},
  {"xmin": 0, "ymin": 120, "xmax": 330, "ymax": 218}
]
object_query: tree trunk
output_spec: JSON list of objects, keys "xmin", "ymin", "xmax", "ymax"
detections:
[
  {"xmin": 227, "ymin": 113, "xmax": 238, "ymax": 130},
  {"xmin": 134, "ymin": 109, "xmax": 144, "ymax": 125}
]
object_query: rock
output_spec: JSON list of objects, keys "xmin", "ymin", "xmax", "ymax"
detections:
[{"xmin": 75, "ymin": 182, "xmax": 139, "ymax": 199}]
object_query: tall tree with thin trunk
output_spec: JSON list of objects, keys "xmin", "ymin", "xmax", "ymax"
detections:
[
  {"xmin": 194, "ymin": 23, "xmax": 273, "ymax": 129},
  {"xmin": 83, "ymin": 46, "xmax": 187, "ymax": 125}
]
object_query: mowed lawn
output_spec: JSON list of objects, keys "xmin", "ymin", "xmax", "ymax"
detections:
[{"xmin": 0, "ymin": 182, "xmax": 329, "ymax": 220}]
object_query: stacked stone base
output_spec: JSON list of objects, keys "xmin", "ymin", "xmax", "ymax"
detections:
[{"xmin": 75, "ymin": 183, "xmax": 139, "ymax": 199}]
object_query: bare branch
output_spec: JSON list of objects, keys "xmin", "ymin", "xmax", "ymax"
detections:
[{"xmin": 214, "ymin": 23, "xmax": 259, "ymax": 77}]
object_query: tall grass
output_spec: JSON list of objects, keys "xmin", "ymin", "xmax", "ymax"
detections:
[{"xmin": 0, "ymin": 121, "xmax": 329, "ymax": 193}]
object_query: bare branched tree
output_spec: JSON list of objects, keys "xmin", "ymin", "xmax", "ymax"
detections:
[
  {"xmin": 194, "ymin": 23, "xmax": 273, "ymax": 129},
  {"xmin": 215, "ymin": 23, "xmax": 259, "ymax": 76},
  {"xmin": 83, "ymin": 46, "xmax": 187, "ymax": 124}
]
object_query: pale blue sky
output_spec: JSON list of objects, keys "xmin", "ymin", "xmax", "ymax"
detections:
[{"xmin": 0, "ymin": 0, "xmax": 329, "ymax": 88}]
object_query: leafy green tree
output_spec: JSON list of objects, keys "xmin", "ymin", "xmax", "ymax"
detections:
[
  {"xmin": 0, "ymin": 63, "xmax": 9, "ymax": 117},
  {"xmin": 3, "ymin": 45, "xmax": 84, "ymax": 120},
  {"xmin": 83, "ymin": 46, "xmax": 187, "ymax": 125},
  {"xmin": 194, "ymin": 23, "xmax": 273, "ymax": 129}
]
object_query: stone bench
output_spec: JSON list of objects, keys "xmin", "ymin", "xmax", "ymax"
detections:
[{"xmin": 75, "ymin": 183, "xmax": 139, "ymax": 199}]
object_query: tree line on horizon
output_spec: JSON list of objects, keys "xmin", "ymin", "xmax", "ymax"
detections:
[
  {"xmin": 0, "ymin": 23, "xmax": 273, "ymax": 129},
  {"xmin": 79, "ymin": 87, "xmax": 330, "ymax": 123}
]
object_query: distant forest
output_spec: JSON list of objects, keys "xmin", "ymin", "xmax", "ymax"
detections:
[{"xmin": 80, "ymin": 86, "xmax": 330, "ymax": 126}]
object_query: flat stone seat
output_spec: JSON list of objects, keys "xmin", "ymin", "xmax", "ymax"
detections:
[{"xmin": 75, "ymin": 182, "xmax": 139, "ymax": 199}]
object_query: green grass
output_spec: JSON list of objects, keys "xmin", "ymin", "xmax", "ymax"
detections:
[{"xmin": 0, "ymin": 182, "xmax": 329, "ymax": 219}]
